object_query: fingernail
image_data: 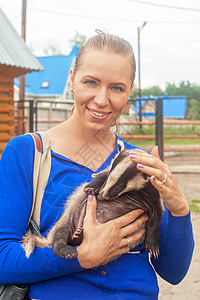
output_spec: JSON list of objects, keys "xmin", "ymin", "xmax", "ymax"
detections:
[
  {"xmin": 153, "ymin": 176, "xmax": 156, "ymax": 181},
  {"xmin": 88, "ymin": 194, "xmax": 93, "ymax": 200},
  {"xmin": 137, "ymin": 163, "xmax": 144, "ymax": 168},
  {"xmin": 143, "ymin": 229, "xmax": 146, "ymax": 234},
  {"xmin": 129, "ymin": 151, "xmax": 136, "ymax": 159},
  {"xmin": 129, "ymin": 151, "xmax": 136, "ymax": 155},
  {"xmin": 145, "ymin": 217, "xmax": 148, "ymax": 221},
  {"xmin": 129, "ymin": 154, "xmax": 136, "ymax": 159}
]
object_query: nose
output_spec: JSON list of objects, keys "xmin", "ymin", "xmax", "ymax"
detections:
[{"xmin": 94, "ymin": 87, "xmax": 109, "ymax": 107}]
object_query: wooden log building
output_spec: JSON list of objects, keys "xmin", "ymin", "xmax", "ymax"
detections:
[{"xmin": 0, "ymin": 8, "xmax": 43, "ymax": 156}]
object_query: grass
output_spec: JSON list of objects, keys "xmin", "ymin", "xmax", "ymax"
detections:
[
  {"xmin": 122, "ymin": 125, "xmax": 200, "ymax": 147},
  {"xmin": 127, "ymin": 138, "xmax": 199, "ymax": 147},
  {"xmin": 126, "ymin": 124, "xmax": 198, "ymax": 135},
  {"xmin": 189, "ymin": 200, "xmax": 200, "ymax": 212}
]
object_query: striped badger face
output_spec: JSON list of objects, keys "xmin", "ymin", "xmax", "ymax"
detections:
[{"xmin": 99, "ymin": 140, "xmax": 150, "ymax": 200}]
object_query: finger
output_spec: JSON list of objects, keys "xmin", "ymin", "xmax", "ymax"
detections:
[
  {"xmin": 129, "ymin": 150, "xmax": 170, "ymax": 183},
  {"xmin": 130, "ymin": 150, "xmax": 162, "ymax": 170},
  {"xmin": 84, "ymin": 195, "xmax": 98, "ymax": 225},
  {"xmin": 151, "ymin": 145, "xmax": 161, "ymax": 159},
  {"xmin": 150, "ymin": 175, "xmax": 168, "ymax": 191},
  {"xmin": 130, "ymin": 148, "xmax": 166, "ymax": 173},
  {"xmin": 113, "ymin": 209, "xmax": 144, "ymax": 228},
  {"xmin": 137, "ymin": 163, "xmax": 168, "ymax": 183},
  {"xmin": 120, "ymin": 214, "xmax": 147, "ymax": 237},
  {"xmin": 121, "ymin": 228, "xmax": 145, "ymax": 249}
]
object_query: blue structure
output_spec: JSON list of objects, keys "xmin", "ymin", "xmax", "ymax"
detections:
[
  {"xmin": 134, "ymin": 95, "xmax": 187, "ymax": 118},
  {"xmin": 14, "ymin": 45, "xmax": 79, "ymax": 96}
]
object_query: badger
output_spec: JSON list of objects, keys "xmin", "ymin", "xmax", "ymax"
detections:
[{"xmin": 23, "ymin": 140, "xmax": 163, "ymax": 261}]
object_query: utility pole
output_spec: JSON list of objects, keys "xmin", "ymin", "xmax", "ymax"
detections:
[
  {"xmin": 18, "ymin": 0, "xmax": 27, "ymax": 134},
  {"xmin": 137, "ymin": 21, "xmax": 147, "ymax": 126}
]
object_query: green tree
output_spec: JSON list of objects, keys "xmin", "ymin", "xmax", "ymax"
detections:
[
  {"xmin": 70, "ymin": 31, "xmax": 87, "ymax": 49},
  {"xmin": 43, "ymin": 42, "xmax": 64, "ymax": 56},
  {"xmin": 130, "ymin": 85, "xmax": 164, "ymax": 99},
  {"xmin": 187, "ymin": 99, "xmax": 200, "ymax": 120},
  {"xmin": 165, "ymin": 82, "xmax": 180, "ymax": 95},
  {"xmin": 142, "ymin": 86, "xmax": 164, "ymax": 97},
  {"xmin": 166, "ymin": 81, "xmax": 200, "ymax": 98}
]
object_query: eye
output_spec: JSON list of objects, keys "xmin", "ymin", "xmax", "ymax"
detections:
[
  {"xmin": 111, "ymin": 86, "xmax": 124, "ymax": 92},
  {"xmin": 84, "ymin": 80, "xmax": 96, "ymax": 87}
]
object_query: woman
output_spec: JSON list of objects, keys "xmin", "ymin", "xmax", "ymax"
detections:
[{"xmin": 0, "ymin": 31, "xmax": 194, "ymax": 299}]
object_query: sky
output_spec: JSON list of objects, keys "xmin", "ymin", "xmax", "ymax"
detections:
[{"xmin": 0, "ymin": 0, "xmax": 200, "ymax": 90}]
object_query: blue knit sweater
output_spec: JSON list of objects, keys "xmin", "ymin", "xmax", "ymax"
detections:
[{"xmin": 0, "ymin": 134, "xmax": 194, "ymax": 300}]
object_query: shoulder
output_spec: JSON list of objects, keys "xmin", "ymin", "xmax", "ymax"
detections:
[
  {"xmin": 1, "ymin": 134, "xmax": 35, "ymax": 174},
  {"xmin": 6, "ymin": 133, "xmax": 35, "ymax": 151}
]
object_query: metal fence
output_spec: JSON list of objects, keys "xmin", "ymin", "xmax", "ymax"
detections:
[
  {"xmin": 14, "ymin": 98, "xmax": 200, "ymax": 161},
  {"xmin": 14, "ymin": 100, "xmax": 74, "ymax": 134}
]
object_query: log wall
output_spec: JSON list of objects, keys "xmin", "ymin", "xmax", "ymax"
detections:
[{"xmin": 0, "ymin": 75, "xmax": 15, "ymax": 156}]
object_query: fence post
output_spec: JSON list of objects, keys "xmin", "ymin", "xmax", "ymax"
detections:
[
  {"xmin": 29, "ymin": 100, "xmax": 34, "ymax": 132},
  {"xmin": 156, "ymin": 98, "xmax": 164, "ymax": 160},
  {"xmin": 35, "ymin": 101, "xmax": 38, "ymax": 132}
]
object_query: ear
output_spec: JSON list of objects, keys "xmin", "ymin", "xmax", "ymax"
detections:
[
  {"xmin": 117, "ymin": 139, "xmax": 125, "ymax": 153},
  {"xmin": 129, "ymin": 82, "xmax": 135, "ymax": 95},
  {"xmin": 70, "ymin": 69, "xmax": 74, "ymax": 89}
]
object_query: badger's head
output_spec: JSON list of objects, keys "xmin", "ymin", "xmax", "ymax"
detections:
[{"xmin": 99, "ymin": 140, "xmax": 150, "ymax": 200}]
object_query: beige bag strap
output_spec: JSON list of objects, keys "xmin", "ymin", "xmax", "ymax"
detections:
[{"xmin": 28, "ymin": 132, "xmax": 51, "ymax": 228}]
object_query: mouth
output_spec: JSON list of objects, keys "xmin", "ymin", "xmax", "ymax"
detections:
[{"xmin": 87, "ymin": 107, "xmax": 111, "ymax": 119}]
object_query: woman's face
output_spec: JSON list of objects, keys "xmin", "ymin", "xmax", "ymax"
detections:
[{"xmin": 70, "ymin": 49, "xmax": 134, "ymax": 131}]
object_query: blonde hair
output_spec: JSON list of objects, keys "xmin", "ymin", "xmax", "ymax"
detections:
[{"xmin": 73, "ymin": 30, "xmax": 136, "ymax": 86}]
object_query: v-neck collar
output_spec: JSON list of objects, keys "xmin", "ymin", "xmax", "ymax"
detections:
[{"xmin": 50, "ymin": 135, "xmax": 120, "ymax": 173}]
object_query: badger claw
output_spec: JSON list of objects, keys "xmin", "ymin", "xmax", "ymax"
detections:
[
  {"xmin": 53, "ymin": 245, "xmax": 78, "ymax": 259},
  {"xmin": 146, "ymin": 247, "xmax": 160, "ymax": 259},
  {"xmin": 72, "ymin": 227, "xmax": 83, "ymax": 240},
  {"xmin": 84, "ymin": 187, "xmax": 99, "ymax": 195}
]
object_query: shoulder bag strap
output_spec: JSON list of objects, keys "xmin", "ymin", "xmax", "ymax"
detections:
[{"xmin": 28, "ymin": 132, "xmax": 51, "ymax": 228}]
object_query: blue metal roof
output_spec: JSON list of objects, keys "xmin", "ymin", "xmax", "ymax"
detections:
[
  {"xmin": 134, "ymin": 95, "xmax": 187, "ymax": 118},
  {"xmin": 14, "ymin": 45, "xmax": 79, "ymax": 95}
]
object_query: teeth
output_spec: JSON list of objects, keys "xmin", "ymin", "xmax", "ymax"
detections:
[{"xmin": 92, "ymin": 111, "xmax": 105, "ymax": 117}]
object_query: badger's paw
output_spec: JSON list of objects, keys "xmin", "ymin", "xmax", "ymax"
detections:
[
  {"xmin": 53, "ymin": 244, "xmax": 78, "ymax": 259},
  {"xmin": 72, "ymin": 226, "xmax": 83, "ymax": 240},
  {"xmin": 71, "ymin": 227, "xmax": 83, "ymax": 245},
  {"xmin": 84, "ymin": 187, "xmax": 99, "ymax": 195},
  {"xmin": 146, "ymin": 245, "xmax": 160, "ymax": 259}
]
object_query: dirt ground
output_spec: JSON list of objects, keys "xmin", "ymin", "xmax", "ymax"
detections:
[{"xmin": 157, "ymin": 149, "xmax": 200, "ymax": 299}]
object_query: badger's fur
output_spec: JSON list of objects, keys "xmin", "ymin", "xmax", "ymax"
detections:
[{"xmin": 23, "ymin": 140, "xmax": 163, "ymax": 261}]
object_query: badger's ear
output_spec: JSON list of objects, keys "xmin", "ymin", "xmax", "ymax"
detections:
[{"xmin": 117, "ymin": 139, "xmax": 125, "ymax": 153}]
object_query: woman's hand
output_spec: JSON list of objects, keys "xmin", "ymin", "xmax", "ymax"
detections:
[
  {"xmin": 77, "ymin": 195, "xmax": 146, "ymax": 269},
  {"xmin": 129, "ymin": 146, "xmax": 190, "ymax": 217}
]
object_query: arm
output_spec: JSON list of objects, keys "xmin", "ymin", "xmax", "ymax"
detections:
[
  {"xmin": 0, "ymin": 136, "xmax": 83, "ymax": 285},
  {"xmin": 129, "ymin": 146, "xmax": 194, "ymax": 283},
  {"xmin": 151, "ymin": 209, "xmax": 194, "ymax": 284}
]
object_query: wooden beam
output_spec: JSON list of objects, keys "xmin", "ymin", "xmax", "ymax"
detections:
[{"xmin": 120, "ymin": 135, "xmax": 200, "ymax": 139}]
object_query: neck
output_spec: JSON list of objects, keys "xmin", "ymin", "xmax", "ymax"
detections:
[
  {"xmin": 46, "ymin": 114, "xmax": 117, "ymax": 171},
  {"xmin": 66, "ymin": 112, "xmax": 115, "ymax": 145}
]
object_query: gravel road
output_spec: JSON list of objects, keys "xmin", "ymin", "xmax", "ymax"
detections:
[{"xmin": 158, "ymin": 149, "xmax": 200, "ymax": 299}]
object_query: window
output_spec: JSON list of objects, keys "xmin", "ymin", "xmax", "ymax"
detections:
[{"xmin": 41, "ymin": 81, "xmax": 49, "ymax": 88}]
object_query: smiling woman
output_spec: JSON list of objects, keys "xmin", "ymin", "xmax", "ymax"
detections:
[
  {"xmin": 67, "ymin": 30, "xmax": 136, "ymax": 138},
  {"xmin": 0, "ymin": 30, "xmax": 194, "ymax": 300}
]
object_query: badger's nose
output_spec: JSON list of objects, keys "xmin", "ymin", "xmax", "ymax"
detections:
[
  {"xmin": 98, "ymin": 190, "xmax": 110, "ymax": 200},
  {"xmin": 103, "ymin": 194, "xmax": 110, "ymax": 200},
  {"xmin": 97, "ymin": 193, "xmax": 104, "ymax": 201}
]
